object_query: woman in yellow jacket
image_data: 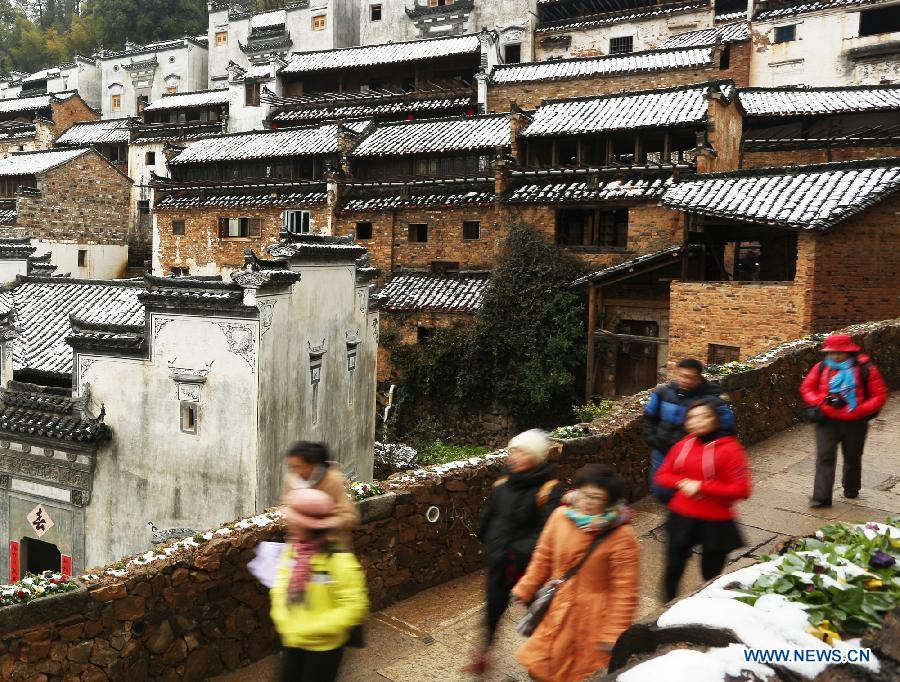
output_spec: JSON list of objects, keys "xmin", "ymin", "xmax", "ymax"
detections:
[{"xmin": 271, "ymin": 488, "xmax": 368, "ymax": 682}]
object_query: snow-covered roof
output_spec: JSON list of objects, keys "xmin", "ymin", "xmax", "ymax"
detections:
[
  {"xmin": 0, "ymin": 207, "xmax": 16, "ymax": 224},
  {"xmin": 661, "ymin": 158, "xmax": 900, "ymax": 231},
  {"xmin": 573, "ymin": 245, "xmax": 684, "ymax": 286},
  {"xmin": 738, "ymin": 86, "xmax": 900, "ymax": 117},
  {"xmin": 55, "ymin": 119, "xmax": 131, "ymax": 146},
  {"xmin": 0, "ymin": 278, "xmax": 144, "ymax": 375},
  {"xmin": 343, "ymin": 186, "xmax": 495, "ymax": 210},
  {"xmin": 522, "ymin": 82, "xmax": 728, "ymax": 137},
  {"xmin": 507, "ymin": 176, "xmax": 673, "ymax": 203},
  {"xmin": 536, "ymin": 1, "xmax": 709, "ymax": 32},
  {"xmin": 281, "ymin": 33, "xmax": 481, "ymax": 74},
  {"xmin": 272, "ymin": 96, "xmax": 473, "ymax": 123},
  {"xmin": 22, "ymin": 67, "xmax": 61, "ymax": 83},
  {"xmin": 156, "ymin": 188, "xmax": 327, "ymax": 208},
  {"xmin": 662, "ymin": 21, "xmax": 750, "ymax": 48},
  {"xmin": 169, "ymin": 122, "xmax": 367, "ymax": 164},
  {"xmin": 144, "ymin": 89, "xmax": 231, "ymax": 112},
  {"xmin": 0, "ymin": 148, "xmax": 90, "ymax": 177},
  {"xmin": 490, "ymin": 46, "xmax": 715, "ymax": 85},
  {"xmin": 378, "ymin": 272, "xmax": 489, "ymax": 313},
  {"xmin": 754, "ymin": 0, "xmax": 879, "ymax": 20},
  {"xmin": 351, "ymin": 114, "xmax": 508, "ymax": 157},
  {"xmin": 249, "ymin": 9, "xmax": 286, "ymax": 28},
  {"xmin": 0, "ymin": 93, "xmax": 56, "ymax": 115}
]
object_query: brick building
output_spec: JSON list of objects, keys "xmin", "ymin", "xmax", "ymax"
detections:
[
  {"xmin": 737, "ymin": 85, "xmax": 900, "ymax": 167},
  {"xmin": 577, "ymin": 157, "xmax": 900, "ymax": 397},
  {"xmin": 0, "ymin": 148, "xmax": 133, "ymax": 279},
  {"xmin": 0, "ymin": 92, "xmax": 99, "ymax": 157}
]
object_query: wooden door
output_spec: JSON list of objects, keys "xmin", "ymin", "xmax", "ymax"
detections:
[{"xmin": 615, "ymin": 320, "xmax": 659, "ymax": 396}]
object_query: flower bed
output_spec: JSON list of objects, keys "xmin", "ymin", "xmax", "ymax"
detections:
[
  {"xmin": 350, "ymin": 479, "xmax": 386, "ymax": 501},
  {"xmin": 0, "ymin": 571, "xmax": 79, "ymax": 607}
]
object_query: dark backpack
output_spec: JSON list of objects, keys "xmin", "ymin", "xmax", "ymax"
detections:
[{"xmin": 812, "ymin": 359, "xmax": 880, "ymax": 420}]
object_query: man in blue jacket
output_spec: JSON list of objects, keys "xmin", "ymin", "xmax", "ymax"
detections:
[{"xmin": 644, "ymin": 358, "xmax": 736, "ymax": 502}]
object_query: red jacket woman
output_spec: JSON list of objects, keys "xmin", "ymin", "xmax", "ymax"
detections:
[{"xmin": 800, "ymin": 352, "xmax": 887, "ymax": 422}]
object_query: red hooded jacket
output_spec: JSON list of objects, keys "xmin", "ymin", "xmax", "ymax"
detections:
[
  {"xmin": 654, "ymin": 435, "xmax": 751, "ymax": 521},
  {"xmin": 800, "ymin": 354, "xmax": 887, "ymax": 421}
]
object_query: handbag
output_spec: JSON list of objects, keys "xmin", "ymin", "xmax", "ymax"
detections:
[
  {"xmin": 804, "ymin": 406, "xmax": 826, "ymax": 424},
  {"xmin": 516, "ymin": 527, "xmax": 614, "ymax": 637}
]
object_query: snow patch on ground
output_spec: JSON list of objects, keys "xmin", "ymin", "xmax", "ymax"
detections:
[{"xmin": 619, "ymin": 644, "xmax": 776, "ymax": 682}]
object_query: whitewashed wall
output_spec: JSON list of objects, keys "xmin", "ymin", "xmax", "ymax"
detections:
[{"xmin": 32, "ymin": 242, "xmax": 128, "ymax": 280}]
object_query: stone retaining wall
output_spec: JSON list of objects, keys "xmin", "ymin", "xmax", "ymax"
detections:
[{"xmin": 1, "ymin": 319, "xmax": 897, "ymax": 680}]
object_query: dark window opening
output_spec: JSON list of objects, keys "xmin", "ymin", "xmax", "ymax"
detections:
[
  {"xmin": 417, "ymin": 326, "xmax": 434, "ymax": 344},
  {"xmin": 77, "ymin": 249, "xmax": 87, "ymax": 267},
  {"xmin": 609, "ymin": 36, "xmax": 633, "ymax": 54},
  {"xmin": 145, "ymin": 151, "xmax": 156, "ymax": 165},
  {"xmin": 172, "ymin": 220, "xmax": 185, "ymax": 235},
  {"xmin": 245, "ymin": 81, "xmax": 261, "ymax": 107},
  {"xmin": 774, "ymin": 25, "xmax": 796, "ymax": 43},
  {"xmin": 687, "ymin": 229, "xmax": 797, "ymax": 282},
  {"xmin": 462, "ymin": 220, "xmax": 480, "ymax": 240},
  {"xmin": 719, "ymin": 44, "xmax": 731, "ymax": 70},
  {"xmin": 21, "ymin": 537, "xmax": 61, "ymax": 575},
  {"xmin": 708, "ymin": 344, "xmax": 741, "ymax": 365},
  {"xmin": 504, "ymin": 43, "xmax": 522, "ymax": 64},
  {"xmin": 408, "ymin": 223, "xmax": 428, "ymax": 243},
  {"xmin": 180, "ymin": 401, "xmax": 198, "ymax": 434},
  {"xmin": 714, "ymin": 0, "xmax": 747, "ymax": 15},
  {"xmin": 136, "ymin": 94, "xmax": 149, "ymax": 114},
  {"xmin": 859, "ymin": 6, "xmax": 900, "ymax": 36},
  {"xmin": 171, "ymin": 266, "xmax": 189, "ymax": 276},
  {"xmin": 370, "ymin": 3, "xmax": 382, "ymax": 20},
  {"xmin": 137, "ymin": 200, "xmax": 150, "ymax": 215},
  {"xmin": 283, "ymin": 209, "xmax": 311, "ymax": 234},
  {"xmin": 218, "ymin": 217, "xmax": 261, "ymax": 238},
  {"xmin": 356, "ymin": 221, "xmax": 373, "ymax": 240},
  {"xmin": 430, "ymin": 261, "xmax": 459, "ymax": 275},
  {"xmin": 556, "ymin": 138, "xmax": 578, "ymax": 165},
  {"xmin": 556, "ymin": 208, "xmax": 628, "ymax": 249}
]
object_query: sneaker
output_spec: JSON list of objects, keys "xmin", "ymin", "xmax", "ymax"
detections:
[
  {"xmin": 844, "ymin": 490, "xmax": 859, "ymax": 499},
  {"xmin": 809, "ymin": 498, "xmax": 832, "ymax": 508}
]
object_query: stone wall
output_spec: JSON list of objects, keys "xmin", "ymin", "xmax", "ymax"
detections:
[{"xmin": 2, "ymin": 319, "xmax": 898, "ymax": 680}]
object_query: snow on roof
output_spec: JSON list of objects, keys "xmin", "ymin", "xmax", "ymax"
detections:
[
  {"xmin": 662, "ymin": 21, "xmax": 750, "ymax": 48},
  {"xmin": 272, "ymin": 96, "xmax": 473, "ymax": 123},
  {"xmin": 22, "ymin": 67, "xmax": 61, "ymax": 83},
  {"xmin": 0, "ymin": 93, "xmax": 53, "ymax": 114},
  {"xmin": 169, "ymin": 122, "xmax": 362, "ymax": 164},
  {"xmin": 55, "ymin": 118, "xmax": 131, "ymax": 146},
  {"xmin": 0, "ymin": 148, "xmax": 90, "ymax": 177},
  {"xmin": 343, "ymin": 188, "xmax": 495, "ymax": 210},
  {"xmin": 0, "ymin": 208, "xmax": 16, "ymax": 224},
  {"xmin": 536, "ymin": 1, "xmax": 709, "ymax": 32},
  {"xmin": 249, "ymin": 9, "xmax": 286, "ymax": 28},
  {"xmin": 507, "ymin": 176, "xmax": 672, "ymax": 203},
  {"xmin": 754, "ymin": 0, "xmax": 877, "ymax": 20},
  {"xmin": 522, "ymin": 83, "xmax": 725, "ymax": 137},
  {"xmin": 281, "ymin": 33, "xmax": 481, "ymax": 74},
  {"xmin": 351, "ymin": 114, "xmax": 509, "ymax": 157},
  {"xmin": 378, "ymin": 272, "xmax": 489, "ymax": 313},
  {"xmin": 572, "ymin": 244, "xmax": 684, "ymax": 286},
  {"xmin": 156, "ymin": 188, "xmax": 327, "ymax": 208},
  {"xmin": 738, "ymin": 86, "xmax": 900, "ymax": 117},
  {"xmin": 144, "ymin": 89, "xmax": 231, "ymax": 112},
  {"xmin": 490, "ymin": 46, "xmax": 715, "ymax": 85},
  {"xmin": 661, "ymin": 158, "xmax": 900, "ymax": 231},
  {"xmin": 0, "ymin": 279, "xmax": 144, "ymax": 375}
]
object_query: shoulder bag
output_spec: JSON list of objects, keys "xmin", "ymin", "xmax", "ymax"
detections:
[{"xmin": 516, "ymin": 526, "xmax": 615, "ymax": 637}]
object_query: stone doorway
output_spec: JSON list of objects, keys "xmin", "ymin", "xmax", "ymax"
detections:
[{"xmin": 20, "ymin": 537, "xmax": 61, "ymax": 575}]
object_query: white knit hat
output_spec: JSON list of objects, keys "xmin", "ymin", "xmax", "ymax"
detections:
[{"xmin": 507, "ymin": 429, "xmax": 551, "ymax": 465}]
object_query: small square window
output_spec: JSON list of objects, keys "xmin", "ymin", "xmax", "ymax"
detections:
[
  {"xmin": 504, "ymin": 43, "xmax": 521, "ymax": 64},
  {"xmin": 180, "ymin": 401, "xmax": 198, "ymax": 434},
  {"xmin": 215, "ymin": 31, "xmax": 227, "ymax": 46},
  {"xmin": 370, "ymin": 4, "xmax": 382, "ymax": 21},
  {"xmin": 283, "ymin": 209, "xmax": 310, "ymax": 234},
  {"xmin": 219, "ymin": 217, "xmax": 261, "ymax": 238},
  {"xmin": 172, "ymin": 220, "xmax": 185, "ymax": 235},
  {"xmin": 77, "ymin": 249, "xmax": 87, "ymax": 267},
  {"xmin": 171, "ymin": 266, "xmax": 189, "ymax": 276},
  {"xmin": 312, "ymin": 14, "xmax": 326, "ymax": 30},
  {"xmin": 110, "ymin": 94, "xmax": 121, "ymax": 111},
  {"xmin": 609, "ymin": 36, "xmax": 633, "ymax": 54},
  {"xmin": 145, "ymin": 151, "xmax": 156, "ymax": 165},
  {"xmin": 356, "ymin": 221, "xmax": 373, "ymax": 240},
  {"xmin": 166, "ymin": 86, "xmax": 177, "ymax": 94},
  {"xmin": 408, "ymin": 223, "xmax": 428, "ymax": 243},
  {"xmin": 859, "ymin": 6, "xmax": 900, "ymax": 37},
  {"xmin": 462, "ymin": 220, "xmax": 480, "ymax": 240},
  {"xmin": 708, "ymin": 344, "xmax": 741, "ymax": 366},
  {"xmin": 774, "ymin": 25, "xmax": 796, "ymax": 43},
  {"xmin": 417, "ymin": 326, "xmax": 434, "ymax": 344},
  {"xmin": 245, "ymin": 81, "xmax": 260, "ymax": 107},
  {"xmin": 137, "ymin": 200, "xmax": 150, "ymax": 215}
]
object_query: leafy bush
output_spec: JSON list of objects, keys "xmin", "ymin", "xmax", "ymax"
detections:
[
  {"xmin": 551, "ymin": 425, "xmax": 591, "ymax": 439},
  {"xmin": 416, "ymin": 441, "xmax": 491, "ymax": 467},
  {"xmin": 1, "ymin": 571, "xmax": 78, "ymax": 607},
  {"xmin": 350, "ymin": 480, "xmax": 386, "ymax": 501},
  {"xmin": 573, "ymin": 400, "xmax": 614, "ymax": 422},
  {"xmin": 706, "ymin": 361, "xmax": 754, "ymax": 376}
]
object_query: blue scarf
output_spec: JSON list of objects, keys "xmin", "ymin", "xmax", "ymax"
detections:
[{"xmin": 825, "ymin": 357, "xmax": 857, "ymax": 411}]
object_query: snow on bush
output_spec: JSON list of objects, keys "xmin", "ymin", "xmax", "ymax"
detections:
[
  {"xmin": 0, "ymin": 571, "xmax": 79, "ymax": 607},
  {"xmin": 373, "ymin": 441, "xmax": 418, "ymax": 480}
]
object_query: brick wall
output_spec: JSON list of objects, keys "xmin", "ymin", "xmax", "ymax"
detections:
[
  {"xmin": 487, "ymin": 42, "xmax": 751, "ymax": 113},
  {"xmin": 155, "ymin": 205, "xmax": 329, "ymax": 275},
  {"xmin": 742, "ymin": 146, "xmax": 900, "ymax": 169},
  {"xmin": 16, "ymin": 151, "xmax": 132, "ymax": 244},
  {"xmin": 49, "ymin": 96, "xmax": 100, "ymax": 139},
  {"xmin": 700, "ymin": 93, "xmax": 743, "ymax": 173},
  {"xmin": 2, "ymin": 319, "xmax": 897, "ymax": 680}
]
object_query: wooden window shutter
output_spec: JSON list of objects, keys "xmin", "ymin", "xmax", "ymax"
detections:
[
  {"xmin": 218, "ymin": 217, "xmax": 229, "ymax": 237},
  {"xmin": 249, "ymin": 218, "xmax": 261, "ymax": 237}
]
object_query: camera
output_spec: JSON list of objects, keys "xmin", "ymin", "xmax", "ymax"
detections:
[{"xmin": 825, "ymin": 394, "xmax": 847, "ymax": 408}]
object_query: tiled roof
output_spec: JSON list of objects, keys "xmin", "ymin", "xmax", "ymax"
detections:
[
  {"xmin": 490, "ymin": 46, "xmax": 715, "ymax": 85},
  {"xmin": 0, "ymin": 384, "xmax": 110, "ymax": 444},
  {"xmin": 343, "ymin": 187, "xmax": 495, "ymax": 210},
  {"xmin": 0, "ymin": 208, "xmax": 16, "ymax": 225},
  {"xmin": 0, "ymin": 93, "xmax": 54, "ymax": 114},
  {"xmin": 249, "ymin": 9, "xmax": 286, "ymax": 28},
  {"xmin": 573, "ymin": 244, "xmax": 684, "ymax": 286},
  {"xmin": 169, "ymin": 122, "xmax": 363, "ymax": 164},
  {"xmin": 536, "ymin": 1, "xmax": 709, "ymax": 32},
  {"xmin": 144, "ymin": 89, "xmax": 231, "ymax": 112},
  {"xmin": 351, "ymin": 114, "xmax": 509, "ymax": 157},
  {"xmin": 281, "ymin": 33, "xmax": 481, "ymax": 73},
  {"xmin": 131, "ymin": 121, "xmax": 224, "ymax": 143},
  {"xmin": 738, "ymin": 86, "xmax": 900, "ymax": 117},
  {"xmin": 506, "ymin": 176, "xmax": 672, "ymax": 203},
  {"xmin": 0, "ymin": 279, "xmax": 145, "ymax": 376},
  {"xmin": 0, "ymin": 148, "xmax": 90, "ymax": 177},
  {"xmin": 272, "ymin": 96, "xmax": 473, "ymax": 123},
  {"xmin": 267, "ymin": 234, "xmax": 367, "ymax": 262},
  {"xmin": 662, "ymin": 21, "xmax": 750, "ymax": 48},
  {"xmin": 378, "ymin": 272, "xmax": 489, "ymax": 313},
  {"xmin": 522, "ymin": 82, "xmax": 727, "ymax": 137},
  {"xmin": 55, "ymin": 118, "xmax": 131, "ymax": 146},
  {"xmin": 0, "ymin": 122, "xmax": 35, "ymax": 140},
  {"xmin": 156, "ymin": 187, "xmax": 327, "ymax": 208},
  {"xmin": 754, "ymin": 0, "xmax": 878, "ymax": 20},
  {"xmin": 661, "ymin": 158, "xmax": 900, "ymax": 231}
]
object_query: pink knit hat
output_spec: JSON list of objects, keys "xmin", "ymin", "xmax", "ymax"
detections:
[{"xmin": 283, "ymin": 488, "xmax": 339, "ymax": 530}]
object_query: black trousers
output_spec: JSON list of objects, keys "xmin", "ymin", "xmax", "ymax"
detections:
[
  {"xmin": 485, "ymin": 561, "xmax": 517, "ymax": 647},
  {"xmin": 812, "ymin": 419, "xmax": 869, "ymax": 503},
  {"xmin": 281, "ymin": 647, "xmax": 344, "ymax": 682},
  {"xmin": 663, "ymin": 513, "xmax": 743, "ymax": 603}
]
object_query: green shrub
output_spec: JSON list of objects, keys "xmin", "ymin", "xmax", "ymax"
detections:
[
  {"xmin": 573, "ymin": 400, "xmax": 614, "ymax": 422},
  {"xmin": 551, "ymin": 425, "xmax": 591, "ymax": 439},
  {"xmin": 416, "ymin": 441, "xmax": 491, "ymax": 467}
]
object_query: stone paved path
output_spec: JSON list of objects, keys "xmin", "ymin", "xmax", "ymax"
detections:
[{"xmin": 218, "ymin": 395, "xmax": 899, "ymax": 681}]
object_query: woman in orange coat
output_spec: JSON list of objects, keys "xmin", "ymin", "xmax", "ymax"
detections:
[{"xmin": 511, "ymin": 464, "xmax": 640, "ymax": 681}]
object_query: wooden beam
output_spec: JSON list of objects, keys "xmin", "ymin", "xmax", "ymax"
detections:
[
  {"xmin": 586, "ymin": 284, "xmax": 597, "ymax": 402},
  {"xmin": 596, "ymin": 329, "xmax": 666, "ymax": 344}
]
